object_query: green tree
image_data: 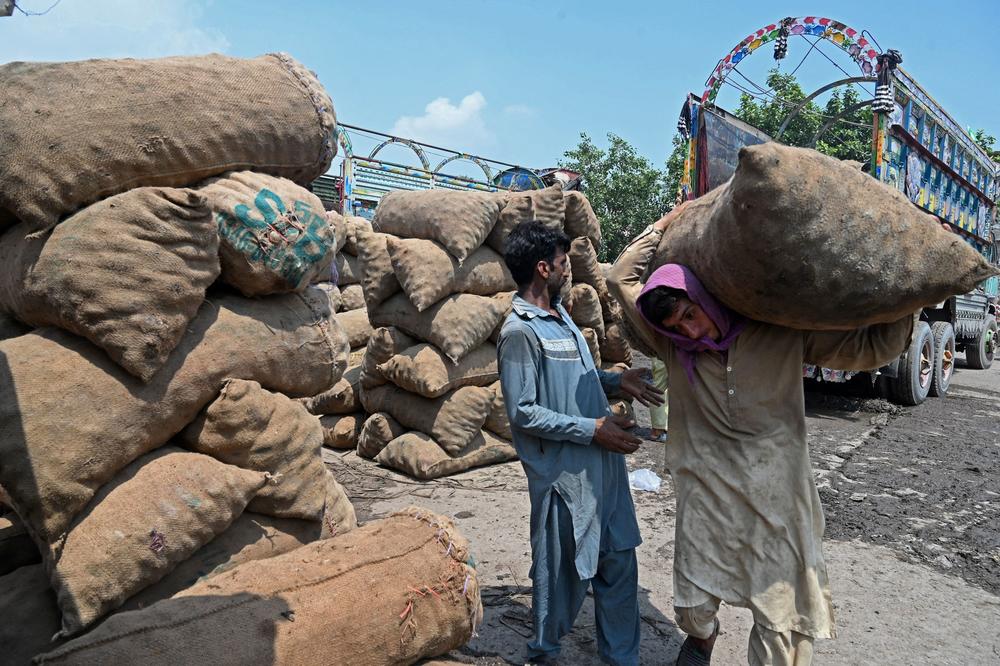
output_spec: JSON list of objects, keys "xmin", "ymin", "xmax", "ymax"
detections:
[
  {"xmin": 560, "ymin": 132, "xmax": 671, "ymax": 261},
  {"xmin": 972, "ymin": 129, "xmax": 1000, "ymax": 164}
]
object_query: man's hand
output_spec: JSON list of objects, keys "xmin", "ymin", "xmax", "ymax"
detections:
[
  {"xmin": 619, "ymin": 368, "xmax": 665, "ymax": 408},
  {"xmin": 593, "ymin": 415, "xmax": 641, "ymax": 454},
  {"xmin": 652, "ymin": 201, "xmax": 689, "ymax": 232}
]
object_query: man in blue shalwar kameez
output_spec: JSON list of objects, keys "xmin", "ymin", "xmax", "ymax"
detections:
[{"xmin": 497, "ymin": 221, "xmax": 665, "ymax": 665}]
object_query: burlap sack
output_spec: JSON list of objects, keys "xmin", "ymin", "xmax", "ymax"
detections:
[
  {"xmin": 305, "ymin": 365, "xmax": 362, "ymax": 415},
  {"xmin": 339, "ymin": 283, "xmax": 366, "ymax": 311},
  {"xmin": 319, "ymin": 413, "xmax": 365, "ymax": 449},
  {"xmin": 313, "ymin": 281, "xmax": 343, "ymax": 313},
  {"xmin": 0, "ymin": 311, "xmax": 29, "ymax": 341},
  {"xmin": 198, "ymin": 172, "xmax": 335, "ymax": 296},
  {"xmin": 319, "ymin": 470, "xmax": 358, "ymax": 538},
  {"xmin": 0, "ymin": 290, "xmax": 346, "ymax": 546},
  {"xmin": 569, "ymin": 237, "xmax": 610, "ymax": 298},
  {"xmin": 0, "ymin": 511, "xmax": 40, "ymax": 576},
  {"xmin": 376, "ymin": 430, "xmax": 517, "ymax": 480},
  {"xmin": 600, "ymin": 321, "xmax": 633, "ymax": 365},
  {"xmin": 372, "ymin": 293, "xmax": 505, "ymax": 364},
  {"xmin": 121, "ymin": 512, "xmax": 321, "ymax": 613},
  {"xmin": 336, "ymin": 253, "xmax": 361, "ymax": 285},
  {"xmin": 569, "ymin": 283, "xmax": 605, "ymax": 338},
  {"xmin": 36, "ymin": 508, "xmax": 481, "ymax": 666},
  {"xmin": 357, "ymin": 412, "xmax": 407, "ymax": 460},
  {"xmin": 354, "ymin": 229, "xmax": 402, "ymax": 308},
  {"xmin": 361, "ymin": 385, "xmax": 493, "ymax": 455},
  {"xmin": 485, "ymin": 194, "xmax": 533, "ymax": 253},
  {"xmin": 0, "ymin": 188, "xmax": 218, "ymax": 382},
  {"xmin": 653, "ymin": 142, "xmax": 999, "ymax": 329},
  {"xmin": 180, "ymin": 379, "xmax": 330, "ymax": 521},
  {"xmin": 489, "ymin": 291, "xmax": 517, "ymax": 344},
  {"xmin": 327, "ymin": 211, "xmax": 349, "ymax": 254},
  {"xmin": 485, "ymin": 185, "xmax": 566, "ymax": 252},
  {"xmin": 361, "ymin": 326, "xmax": 419, "ymax": 389},
  {"xmin": 48, "ymin": 448, "xmax": 268, "ymax": 637},
  {"xmin": 379, "ymin": 343, "xmax": 498, "ymax": 398},
  {"xmin": 564, "ymin": 191, "xmax": 602, "ymax": 250},
  {"xmin": 336, "ymin": 307, "xmax": 373, "ymax": 348},
  {"xmin": 0, "ymin": 53, "xmax": 336, "ymax": 233},
  {"xmin": 581, "ymin": 327, "xmax": 602, "ymax": 366},
  {"xmin": 0, "ymin": 564, "xmax": 62, "ymax": 665},
  {"xmin": 388, "ymin": 237, "xmax": 516, "ymax": 311},
  {"xmin": 374, "ymin": 189, "xmax": 502, "ymax": 262},
  {"xmin": 343, "ymin": 216, "xmax": 371, "ymax": 256},
  {"xmin": 483, "ymin": 381, "xmax": 512, "ymax": 441}
]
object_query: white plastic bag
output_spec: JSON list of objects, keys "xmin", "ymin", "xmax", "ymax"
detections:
[{"xmin": 628, "ymin": 468, "xmax": 661, "ymax": 492}]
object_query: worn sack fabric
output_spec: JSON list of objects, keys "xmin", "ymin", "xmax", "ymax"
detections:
[
  {"xmin": 0, "ymin": 511, "xmax": 40, "ymax": 576},
  {"xmin": 0, "ymin": 564, "xmax": 63, "ymax": 666},
  {"xmin": 388, "ymin": 237, "xmax": 516, "ymax": 311},
  {"xmin": 336, "ymin": 253, "xmax": 361, "ymax": 285},
  {"xmin": 357, "ymin": 412, "xmax": 407, "ymax": 460},
  {"xmin": 342, "ymin": 216, "xmax": 371, "ymax": 256},
  {"xmin": 319, "ymin": 413, "xmax": 364, "ymax": 449},
  {"xmin": 569, "ymin": 283, "xmax": 605, "ymax": 338},
  {"xmin": 0, "ymin": 290, "xmax": 346, "ymax": 546},
  {"xmin": 379, "ymin": 343, "xmax": 498, "ymax": 399},
  {"xmin": 361, "ymin": 326, "xmax": 420, "ymax": 389},
  {"xmin": 336, "ymin": 307, "xmax": 373, "ymax": 349},
  {"xmin": 327, "ymin": 211, "xmax": 349, "ymax": 254},
  {"xmin": 198, "ymin": 171, "xmax": 334, "ymax": 296},
  {"xmin": 312, "ymin": 282, "xmax": 343, "ymax": 314},
  {"xmin": 569, "ymin": 237, "xmax": 610, "ymax": 298},
  {"xmin": 353, "ymin": 229, "xmax": 402, "ymax": 308},
  {"xmin": 0, "ymin": 188, "xmax": 218, "ymax": 382},
  {"xmin": 600, "ymin": 321, "xmax": 633, "ymax": 365},
  {"xmin": 376, "ymin": 430, "xmax": 517, "ymax": 480},
  {"xmin": 654, "ymin": 142, "xmax": 999, "ymax": 329},
  {"xmin": 319, "ymin": 470, "xmax": 358, "ymax": 538},
  {"xmin": 37, "ymin": 508, "xmax": 481, "ymax": 666},
  {"xmin": 339, "ymin": 283, "xmax": 366, "ymax": 312},
  {"xmin": 374, "ymin": 189, "xmax": 502, "ymax": 262},
  {"xmin": 563, "ymin": 191, "xmax": 602, "ymax": 250},
  {"xmin": 0, "ymin": 53, "xmax": 335, "ymax": 233},
  {"xmin": 48, "ymin": 448, "xmax": 268, "ymax": 637},
  {"xmin": 371, "ymin": 293, "xmax": 505, "ymax": 365},
  {"xmin": 122, "ymin": 512, "xmax": 321, "ymax": 613},
  {"xmin": 485, "ymin": 185, "xmax": 566, "ymax": 253},
  {"xmin": 488, "ymin": 292, "xmax": 516, "ymax": 345},
  {"xmin": 361, "ymin": 385, "xmax": 493, "ymax": 455},
  {"xmin": 580, "ymin": 327, "xmax": 602, "ymax": 366},
  {"xmin": 305, "ymin": 365, "xmax": 363, "ymax": 415},
  {"xmin": 485, "ymin": 194, "xmax": 533, "ymax": 253},
  {"xmin": 483, "ymin": 381, "xmax": 512, "ymax": 441},
  {"xmin": 180, "ymin": 379, "xmax": 330, "ymax": 521}
]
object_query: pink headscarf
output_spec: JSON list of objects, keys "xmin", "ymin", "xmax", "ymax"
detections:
[{"xmin": 637, "ymin": 264, "xmax": 747, "ymax": 385}]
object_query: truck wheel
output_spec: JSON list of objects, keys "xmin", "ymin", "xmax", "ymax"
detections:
[
  {"xmin": 965, "ymin": 319, "xmax": 997, "ymax": 370},
  {"xmin": 893, "ymin": 321, "xmax": 932, "ymax": 406},
  {"xmin": 929, "ymin": 322, "xmax": 955, "ymax": 397}
]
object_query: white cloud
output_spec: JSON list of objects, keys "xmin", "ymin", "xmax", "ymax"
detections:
[
  {"xmin": 503, "ymin": 103, "xmax": 536, "ymax": 117},
  {"xmin": 0, "ymin": 0, "xmax": 229, "ymax": 62},
  {"xmin": 390, "ymin": 91, "xmax": 494, "ymax": 151}
]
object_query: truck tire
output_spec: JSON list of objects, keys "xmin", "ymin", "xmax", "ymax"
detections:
[
  {"xmin": 892, "ymin": 321, "xmax": 932, "ymax": 406},
  {"xmin": 965, "ymin": 318, "xmax": 997, "ymax": 370},
  {"xmin": 929, "ymin": 322, "xmax": 955, "ymax": 397}
]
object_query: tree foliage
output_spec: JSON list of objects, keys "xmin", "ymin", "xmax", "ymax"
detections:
[{"xmin": 972, "ymin": 129, "xmax": 1000, "ymax": 164}]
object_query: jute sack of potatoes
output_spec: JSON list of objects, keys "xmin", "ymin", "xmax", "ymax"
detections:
[
  {"xmin": 304, "ymin": 365, "xmax": 363, "ymax": 415},
  {"xmin": 354, "ymin": 229, "xmax": 402, "ymax": 308},
  {"xmin": 580, "ymin": 327, "xmax": 602, "ymax": 366},
  {"xmin": 0, "ymin": 188, "xmax": 218, "ymax": 382},
  {"xmin": 370, "ymin": 293, "xmax": 505, "ymax": 365},
  {"xmin": 483, "ymin": 380, "xmax": 512, "ymax": 441},
  {"xmin": 374, "ymin": 189, "xmax": 502, "ymax": 262},
  {"xmin": 198, "ymin": 171, "xmax": 335, "ymax": 296},
  {"xmin": 568, "ymin": 237, "xmax": 610, "ymax": 300},
  {"xmin": 357, "ymin": 412, "xmax": 407, "ymax": 460},
  {"xmin": 342, "ymin": 216, "xmax": 371, "ymax": 256},
  {"xmin": 360, "ymin": 326, "xmax": 419, "ymax": 389},
  {"xmin": 36, "ymin": 508, "xmax": 481, "ymax": 666},
  {"xmin": 180, "ymin": 379, "xmax": 331, "ymax": 521},
  {"xmin": 336, "ymin": 307, "xmax": 373, "ymax": 349},
  {"xmin": 319, "ymin": 413, "xmax": 365, "ymax": 449},
  {"xmin": 564, "ymin": 191, "xmax": 602, "ymax": 250},
  {"xmin": 339, "ymin": 283, "xmax": 366, "ymax": 311},
  {"xmin": 335, "ymin": 253, "xmax": 361, "ymax": 285},
  {"xmin": 600, "ymin": 320, "xmax": 633, "ymax": 365},
  {"xmin": 388, "ymin": 237, "xmax": 515, "ymax": 311},
  {"xmin": 0, "ymin": 52, "xmax": 336, "ymax": 233},
  {"xmin": 378, "ymin": 343, "xmax": 498, "ymax": 399},
  {"xmin": 121, "ymin": 512, "xmax": 322, "ymax": 612},
  {"xmin": 0, "ymin": 289, "xmax": 347, "ymax": 546},
  {"xmin": 650, "ymin": 142, "xmax": 999, "ymax": 329},
  {"xmin": 361, "ymin": 384, "xmax": 493, "ymax": 455},
  {"xmin": 485, "ymin": 185, "xmax": 566, "ymax": 253},
  {"xmin": 47, "ymin": 448, "xmax": 269, "ymax": 638},
  {"xmin": 375, "ymin": 430, "xmax": 517, "ymax": 480},
  {"xmin": 569, "ymin": 283, "xmax": 605, "ymax": 338}
]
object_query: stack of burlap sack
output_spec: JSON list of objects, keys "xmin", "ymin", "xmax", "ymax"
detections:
[
  {"xmin": 0, "ymin": 53, "xmax": 481, "ymax": 665},
  {"xmin": 346, "ymin": 185, "xmax": 634, "ymax": 479}
]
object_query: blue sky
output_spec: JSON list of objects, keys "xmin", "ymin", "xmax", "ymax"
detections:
[{"xmin": 3, "ymin": 0, "xmax": 997, "ymax": 176}]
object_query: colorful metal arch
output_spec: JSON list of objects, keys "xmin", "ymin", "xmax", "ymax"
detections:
[
  {"xmin": 433, "ymin": 153, "xmax": 493, "ymax": 182},
  {"xmin": 335, "ymin": 125, "xmax": 353, "ymax": 158},
  {"xmin": 701, "ymin": 16, "xmax": 882, "ymax": 105},
  {"xmin": 368, "ymin": 136, "xmax": 431, "ymax": 171}
]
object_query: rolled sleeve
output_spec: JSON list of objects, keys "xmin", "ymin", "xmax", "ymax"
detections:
[{"xmin": 802, "ymin": 314, "xmax": 915, "ymax": 370}]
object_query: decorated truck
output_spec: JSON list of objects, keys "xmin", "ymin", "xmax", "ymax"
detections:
[{"xmin": 675, "ymin": 16, "xmax": 999, "ymax": 405}]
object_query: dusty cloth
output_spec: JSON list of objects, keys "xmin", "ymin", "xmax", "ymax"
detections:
[
  {"xmin": 676, "ymin": 597, "xmax": 815, "ymax": 666},
  {"xmin": 648, "ymin": 358, "xmax": 669, "ymax": 431},
  {"xmin": 609, "ymin": 225, "xmax": 913, "ymax": 639}
]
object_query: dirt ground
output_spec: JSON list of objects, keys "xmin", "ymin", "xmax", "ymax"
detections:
[{"xmin": 326, "ymin": 355, "xmax": 1000, "ymax": 665}]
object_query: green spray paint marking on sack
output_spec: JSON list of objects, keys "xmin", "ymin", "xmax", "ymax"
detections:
[{"xmin": 218, "ymin": 187, "xmax": 331, "ymax": 285}]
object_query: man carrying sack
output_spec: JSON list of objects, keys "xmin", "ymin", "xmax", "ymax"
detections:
[
  {"xmin": 497, "ymin": 221, "xmax": 664, "ymax": 665},
  {"xmin": 608, "ymin": 204, "xmax": 914, "ymax": 665}
]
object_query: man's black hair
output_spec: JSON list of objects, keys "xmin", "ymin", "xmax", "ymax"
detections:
[
  {"xmin": 638, "ymin": 286, "xmax": 688, "ymax": 324},
  {"xmin": 503, "ymin": 221, "xmax": 572, "ymax": 288}
]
